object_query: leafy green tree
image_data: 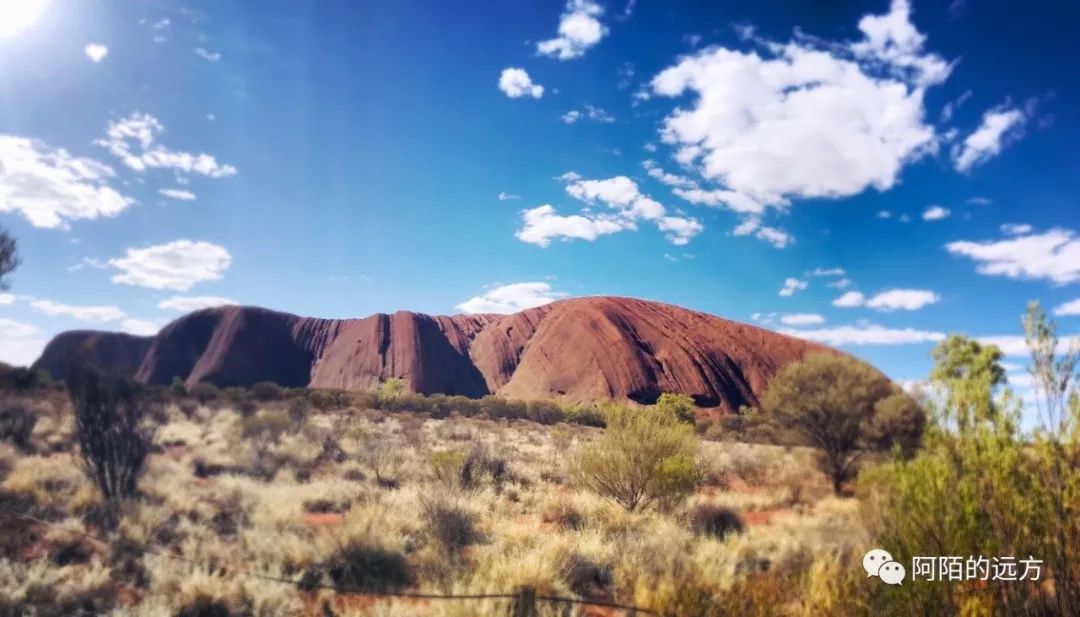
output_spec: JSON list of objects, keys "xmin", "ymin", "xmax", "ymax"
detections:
[
  {"xmin": 655, "ymin": 392, "xmax": 697, "ymax": 424},
  {"xmin": 760, "ymin": 353, "xmax": 914, "ymax": 494},
  {"xmin": 573, "ymin": 404, "xmax": 699, "ymax": 511},
  {"xmin": 0, "ymin": 225, "xmax": 18, "ymax": 291},
  {"xmin": 859, "ymin": 310, "xmax": 1080, "ymax": 615},
  {"xmin": 930, "ymin": 334, "xmax": 1005, "ymax": 431}
]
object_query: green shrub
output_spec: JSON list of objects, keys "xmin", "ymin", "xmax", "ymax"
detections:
[
  {"xmin": 760, "ymin": 353, "xmax": 919, "ymax": 494},
  {"xmin": 168, "ymin": 376, "xmax": 187, "ymax": 399},
  {"xmin": 479, "ymin": 395, "xmax": 527, "ymax": 421},
  {"xmin": 429, "ymin": 450, "xmax": 466, "ymax": 489},
  {"xmin": 188, "ymin": 382, "xmax": 220, "ymax": 405},
  {"xmin": 564, "ymin": 404, "xmax": 605, "ymax": 427},
  {"xmin": 526, "ymin": 400, "xmax": 564, "ymax": 425},
  {"xmin": 573, "ymin": 404, "xmax": 700, "ymax": 511},
  {"xmin": 238, "ymin": 412, "xmax": 291, "ymax": 444},
  {"xmin": 250, "ymin": 381, "xmax": 284, "ymax": 401},
  {"xmin": 655, "ymin": 392, "xmax": 697, "ymax": 424},
  {"xmin": 421, "ymin": 497, "xmax": 479, "ymax": 552},
  {"xmin": 0, "ymin": 400, "xmax": 36, "ymax": 449},
  {"xmin": 687, "ymin": 503, "xmax": 744, "ymax": 539}
]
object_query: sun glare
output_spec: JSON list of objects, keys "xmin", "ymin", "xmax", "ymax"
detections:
[{"xmin": 0, "ymin": 0, "xmax": 47, "ymax": 40}]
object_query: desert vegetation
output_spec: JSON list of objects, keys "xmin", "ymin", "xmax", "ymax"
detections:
[{"xmin": 0, "ymin": 302, "xmax": 1076, "ymax": 615}]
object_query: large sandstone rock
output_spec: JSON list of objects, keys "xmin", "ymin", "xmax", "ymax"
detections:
[{"xmin": 33, "ymin": 296, "xmax": 837, "ymax": 412}]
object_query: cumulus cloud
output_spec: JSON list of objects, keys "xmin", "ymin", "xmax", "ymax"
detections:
[
  {"xmin": 456, "ymin": 282, "xmax": 568, "ymax": 314},
  {"xmin": 650, "ymin": 0, "xmax": 948, "ymax": 221},
  {"xmin": 497, "ymin": 192, "xmax": 521, "ymax": 201},
  {"xmin": 0, "ymin": 294, "xmax": 13, "ymax": 305},
  {"xmin": 808, "ymin": 267, "xmax": 846, "ymax": 277},
  {"xmin": 779, "ymin": 313, "xmax": 825, "ymax": 326},
  {"xmin": 781, "ymin": 323, "xmax": 946, "ymax": 346},
  {"xmin": 108, "ymin": 240, "xmax": 232, "ymax": 291},
  {"xmin": 515, "ymin": 205, "xmax": 630, "ymax": 247},
  {"xmin": 922, "ymin": 205, "xmax": 950, "ymax": 221},
  {"xmin": 29, "ymin": 299, "xmax": 125, "ymax": 322},
  {"xmin": 778, "ymin": 278, "xmax": 807, "ymax": 297},
  {"xmin": 84, "ymin": 43, "xmax": 108, "ymax": 62},
  {"xmin": 946, "ymin": 228, "xmax": 1080, "ymax": 285},
  {"xmin": 833, "ymin": 291, "xmax": 866, "ymax": 307},
  {"xmin": 865, "ymin": 288, "xmax": 940, "ymax": 311},
  {"xmin": 158, "ymin": 296, "xmax": 239, "ymax": 312},
  {"xmin": 537, "ymin": 0, "xmax": 608, "ymax": 60},
  {"xmin": 97, "ymin": 112, "xmax": 237, "ymax": 178},
  {"xmin": 1053, "ymin": 298, "xmax": 1080, "ymax": 317},
  {"xmin": 0, "ymin": 318, "xmax": 45, "ymax": 366},
  {"xmin": 952, "ymin": 105, "xmax": 1026, "ymax": 172},
  {"xmin": 159, "ymin": 188, "xmax": 196, "ymax": 201},
  {"xmin": 0, "ymin": 136, "xmax": 133, "ymax": 228},
  {"xmin": 498, "ymin": 68, "xmax": 544, "ymax": 99},
  {"xmin": 516, "ymin": 174, "xmax": 702, "ymax": 247}
]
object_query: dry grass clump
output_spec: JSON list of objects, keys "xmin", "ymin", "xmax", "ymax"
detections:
[{"xmin": 0, "ymin": 392, "xmax": 873, "ymax": 616}]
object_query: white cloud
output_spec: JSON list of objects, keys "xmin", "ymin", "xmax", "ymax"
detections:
[
  {"xmin": 833, "ymin": 291, "xmax": 866, "ymax": 307},
  {"xmin": 780, "ymin": 313, "xmax": 825, "ymax": 326},
  {"xmin": 977, "ymin": 335, "xmax": 1080, "ymax": 358},
  {"xmin": 84, "ymin": 43, "xmax": 108, "ymax": 62},
  {"xmin": 650, "ymin": 0, "xmax": 948, "ymax": 216},
  {"xmin": 1000, "ymin": 223, "xmax": 1033, "ymax": 236},
  {"xmin": 29, "ymin": 299, "xmax": 125, "ymax": 322},
  {"xmin": 827, "ymin": 278, "xmax": 853, "ymax": 289},
  {"xmin": 517, "ymin": 174, "xmax": 703, "ymax": 247},
  {"xmin": 456, "ymin": 282, "xmax": 568, "ymax": 314},
  {"xmin": 952, "ymin": 105, "xmax": 1026, "ymax": 172},
  {"xmin": 497, "ymin": 192, "xmax": 521, "ymax": 201},
  {"xmin": 97, "ymin": 112, "xmax": 237, "ymax": 178},
  {"xmin": 878, "ymin": 210, "xmax": 893, "ymax": 219},
  {"xmin": 642, "ymin": 160, "xmax": 697, "ymax": 190},
  {"xmin": 194, "ymin": 47, "xmax": 221, "ymax": 62},
  {"xmin": 734, "ymin": 217, "xmax": 792, "ymax": 248},
  {"xmin": 865, "ymin": 289, "xmax": 940, "ymax": 311},
  {"xmin": 498, "ymin": 68, "xmax": 544, "ymax": 99},
  {"xmin": 537, "ymin": 0, "xmax": 608, "ymax": 60},
  {"xmin": 562, "ymin": 104, "xmax": 614, "ymax": 124},
  {"xmin": 1053, "ymin": 298, "xmax": 1080, "ymax": 317},
  {"xmin": 782, "ymin": 323, "xmax": 946, "ymax": 346},
  {"xmin": 0, "ymin": 135, "xmax": 133, "ymax": 228},
  {"xmin": 808, "ymin": 267, "xmax": 846, "ymax": 277},
  {"xmin": 108, "ymin": 240, "xmax": 232, "ymax": 291},
  {"xmin": 778, "ymin": 277, "xmax": 807, "ymax": 297},
  {"xmin": 922, "ymin": 205, "xmax": 950, "ymax": 221},
  {"xmin": 515, "ymin": 205, "xmax": 630, "ymax": 247},
  {"xmin": 66, "ymin": 257, "xmax": 108, "ymax": 273},
  {"xmin": 0, "ymin": 293, "xmax": 13, "ymax": 305},
  {"xmin": 159, "ymin": 188, "xmax": 196, "ymax": 201},
  {"xmin": 946, "ymin": 228, "xmax": 1080, "ymax": 285},
  {"xmin": 0, "ymin": 318, "xmax": 44, "ymax": 367},
  {"xmin": 120, "ymin": 318, "xmax": 162, "ymax": 336},
  {"xmin": 158, "ymin": 296, "xmax": 239, "ymax": 312}
]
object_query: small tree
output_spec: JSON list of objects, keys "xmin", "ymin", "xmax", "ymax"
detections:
[
  {"xmin": 654, "ymin": 392, "xmax": 697, "ymax": 424},
  {"xmin": 760, "ymin": 353, "xmax": 914, "ymax": 494},
  {"xmin": 573, "ymin": 404, "xmax": 699, "ymax": 511},
  {"xmin": 0, "ymin": 225, "xmax": 19, "ymax": 291},
  {"xmin": 68, "ymin": 365, "xmax": 156, "ymax": 505}
]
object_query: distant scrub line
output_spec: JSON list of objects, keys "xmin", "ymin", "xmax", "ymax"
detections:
[{"xmin": 0, "ymin": 368, "xmax": 610, "ymax": 428}]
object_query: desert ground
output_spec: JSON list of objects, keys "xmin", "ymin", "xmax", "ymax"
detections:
[{"xmin": 0, "ymin": 389, "xmax": 866, "ymax": 616}]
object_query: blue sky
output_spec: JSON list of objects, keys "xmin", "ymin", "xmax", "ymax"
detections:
[{"xmin": 0, "ymin": 0, "xmax": 1078, "ymax": 409}]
